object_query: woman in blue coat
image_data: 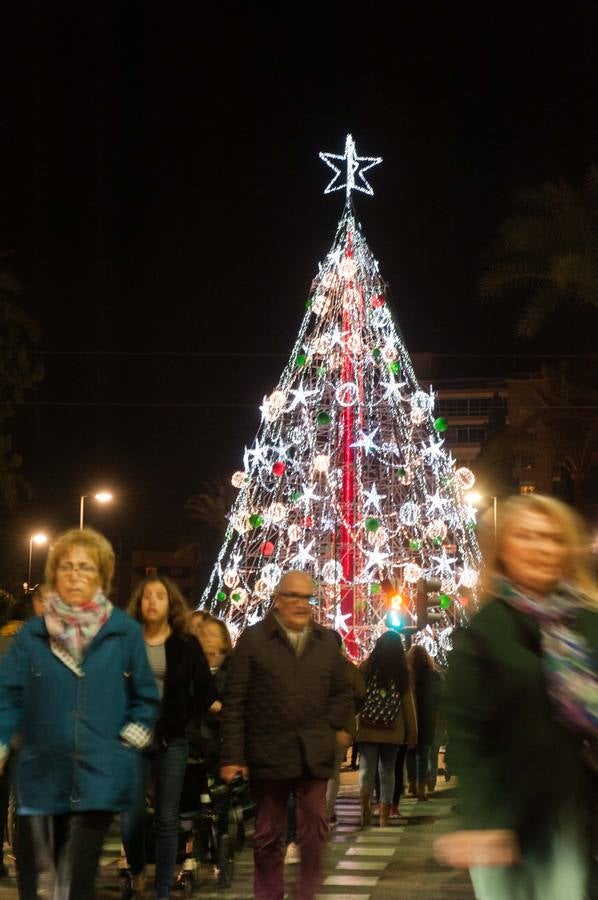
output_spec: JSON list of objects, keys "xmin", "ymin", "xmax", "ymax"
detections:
[{"xmin": 0, "ymin": 527, "xmax": 159, "ymax": 900}]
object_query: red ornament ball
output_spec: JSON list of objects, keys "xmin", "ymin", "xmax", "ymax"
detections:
[
  {"xmin": 272, "ymin": 461, "xmax": 286, "ymax": 477},
  {"xmin": 260, "ymin": 541, "xmax": 275, "ymax": 557},
  {"xmin": 371, "ymin": 294, "xmax": 385, "ymax": 308},
  {"xmin": 304, "ymin": 516, "xmax": 312, "ymax": 527}
]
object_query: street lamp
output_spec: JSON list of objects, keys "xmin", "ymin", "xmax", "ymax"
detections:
[
  {"xmin": 27, "ymin": 532, "xmax": 48, "ymax": 590},
  {"xmin": 80, "ymin": 491, "xmax": 113, "ymax": 529}
]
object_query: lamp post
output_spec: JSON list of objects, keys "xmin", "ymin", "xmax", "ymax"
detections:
[
  {"xmin": 466, "ymin": 491, "xmax": 498, "ymax": 539},
  {"xmin": 27, "ymin": 532, "xmax": 48, "ymax": 590},
  {"xmin": 80, "ymin": 491, "xmax": 113, "ymax": 529}
]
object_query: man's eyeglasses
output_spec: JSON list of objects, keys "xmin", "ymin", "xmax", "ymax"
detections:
[
  {"xmin": 57, "ymin": 563, "xmax": 99, "ymax": 577},
  {"xmin": 277, "ymin": 591, "xmax": 316, "ymax": 603}
]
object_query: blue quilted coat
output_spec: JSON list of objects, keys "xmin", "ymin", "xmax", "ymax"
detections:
[{"xmin": 0, "ymin": 608, "xmax": 159, "ymax": 814}]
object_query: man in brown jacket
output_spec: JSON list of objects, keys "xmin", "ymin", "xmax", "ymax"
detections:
[{"xmin": 220, "ymin": 570, "xmax": 352, "ymax": 900}]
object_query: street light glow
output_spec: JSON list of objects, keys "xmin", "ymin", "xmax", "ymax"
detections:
[
  {"xmin": 94, "ymin": 491, "xmax": 113, "ymax": 503},
  {"xmin": 31, "ymin": 532, "xmax": 48, "ymax": 546},
  {"xmin": 466, "ymin": 491, "xmax": 482, "ymax": 508}
]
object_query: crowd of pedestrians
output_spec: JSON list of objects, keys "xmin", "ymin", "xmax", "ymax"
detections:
[{"xmin": 0, "ymin": 491, "xmax": 596, "ymax": 900}]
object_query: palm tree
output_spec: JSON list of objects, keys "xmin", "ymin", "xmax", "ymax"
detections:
[
  {"xmin": 179, "ymin": 476, "xmax": 237, "ymax": 579},
  {"xmin": 479, "ymin": 166, "xmax": 598, "ymax": 337}
]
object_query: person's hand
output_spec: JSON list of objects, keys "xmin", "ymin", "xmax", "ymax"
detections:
[
  {"xmin": 434, "ymin": 829, "xmax": 521, "ymax": 869},
  {"xmin": 336, "ymin": 729, "xmax": 351, "ymax": 748},
  {"xmin": 220, "ymin": 764, "xmax": 249, "ymax": 783}
]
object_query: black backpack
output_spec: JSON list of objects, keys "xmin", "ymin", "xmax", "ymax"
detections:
[{"xmin": 360, "ymin": 674, "xmax": 402, "ymax": 728}]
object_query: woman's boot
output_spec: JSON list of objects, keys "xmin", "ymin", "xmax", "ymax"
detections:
[
  {"xmin": 379, "ymin": 804, "xmax": 390, "ymax": 827},
  {"xmin": 417, "ymin": 783, "xmax": 428, "ymax": 801},
  {"xmin": 359, "ymin": 790, "xmax": 371, "ymax": 828}
]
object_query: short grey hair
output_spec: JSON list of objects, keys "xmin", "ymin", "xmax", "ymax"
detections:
[{"xmin": 274, "ymin": 570, "xmax": 318, "ymax": 595}]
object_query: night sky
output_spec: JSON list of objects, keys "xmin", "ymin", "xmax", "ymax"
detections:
[{"xmin": 2, "ymin": 1, "xmax": 598, "ymax": 573}]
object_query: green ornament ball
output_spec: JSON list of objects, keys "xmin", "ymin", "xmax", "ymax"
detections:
[
  {"xmin": 389, "ymin": 360, "xmax": 401, "ymax": 375},
  {"xmin": 216, "ymin": 590, "xmax": 227, "ymax": 603},
  {"xmin": 370, "ymin": 583, "xmax": 381, "ymax": 594},
  {"xmin": 433, "ymin": 537, "xmax": 443, "ymax": 547},
  {"xmin": 372, "ymin": 348, "xmax": 382, "ymax": 360},
  {"xmin": 305, "ymin": 298, "xmax": 313, "ymax": 309},
  {"xmin": 296, "ymin": 353, "xmax": 307, "ymax": 368},
  {"xmin": 409, "ymin": 540, "xmax": 421, "ymax": 551},
  {"xmin": 398, "ymin": 467, "xmax": 406, "ymax": 477},
  {"xmin": 291, "ymin": 491, "xmax": 302, "ymax": 503},
  {"xmin": 316, "ymin": 366, "xmax": 327, "ymax": 377},
  {"xmin": 439, "ymin": 594, "xmax": 452, "ymax": 609},
  {"xmin": 231, "ymin": 592, "xmax": 241, "ymax": 603},
  {"xmin": 316, "ymin": 411, "xmax": 331, "ymax": 426},
  {"xmin": 434, "ymin": 416, "xmax": 448, "ymax": 432},
  {"xmin": 365, "ymin": 517, "xmax": 380, "ymax": 533},
  {"xmin": 249, "ymin": 514, "xmax": 263, "ymax": 528}
]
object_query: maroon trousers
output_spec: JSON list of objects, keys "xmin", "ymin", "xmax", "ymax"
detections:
[{"xmin": 252, "ymin": 777, "xmax": 328, "ymax": 900}]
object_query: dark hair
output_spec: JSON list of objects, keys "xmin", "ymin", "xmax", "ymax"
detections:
[
  {"xmin": 407, "ymin": 643, "xmax": 435, "ymax": 684},
  {"xmin": 128, "ymin": 576, "xmax": 190, "ymax": 636},
  {"xmin": 367, "ymin": 631, "xmax": 409, "ymax": 695},
  {"xmin": 330, "ymin": 628, "xmax": 343, "ymax": 648}
]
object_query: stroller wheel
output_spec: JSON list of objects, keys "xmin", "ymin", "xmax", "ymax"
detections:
[{"xmin": 217, "ymin": 833, "xmax": 234, "ymax": 888}]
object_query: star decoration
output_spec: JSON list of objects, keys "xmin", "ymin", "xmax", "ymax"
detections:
[
  {"xmin": 421, "ymin": 436, "xmax": 446, "ymax": 463},
  {"xmin": 244, "ymin": 438, "xmax": 269, "ymax": 470},
  {"xmin": 287, "ymin": 383, "xmax": 319, "ymax": 411},
  {"xmin": 319, "ymin": 134, "xmax": 382, "ymax": 199},
  {"xmin": 363, "ymin": 482, "xmax": 386, "ymax": 511},
  {"xmin": 300, "ymin": 483, "xmax": 321, "ymax": 504},
  {"xmin": 430, "ymin": 548, "xmax": 457, "ymax": 578},
  {"xmin": 351, "ymin": 427, "xmax": 380, "ymax": 456},
  {"xmin": 362, "ymin": 546, "xmax": 390, "ymax": 575},
  {"xmin": 331, "ymin": 606, "xmax": 352, "ymax": 634},
  {"xmin": 290, "ymin": 540, "xmax": 316, "ymax": 567},
  {"xmin": 426, "ymin": 490, "xmax": 448, "ymax": 517},
  {"xmin": 380, "ymin": 378, "xmax": 408, "ymax": 402}
]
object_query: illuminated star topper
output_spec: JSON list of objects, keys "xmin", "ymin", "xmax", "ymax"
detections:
[{"xmin": 319, "ymin": 134, "xmax": 382, "ymax": 199}]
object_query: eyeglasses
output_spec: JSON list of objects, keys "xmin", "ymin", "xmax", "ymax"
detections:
[
  {"xmin": 277, "ymin": 592, "xmax": 316, "ymax": 602},
  {"xmin": 57, "ymin": 563, "xmax": 99, "ymax": 577}
]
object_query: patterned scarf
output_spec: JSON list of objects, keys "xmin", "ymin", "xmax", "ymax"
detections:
[
  {"xmin": 496, "ymin": 578, "xmax": 598, "ymax": 738},
  {"xmin": 44, "ymin": 590, "xmax": 113, "ymax": 665}
]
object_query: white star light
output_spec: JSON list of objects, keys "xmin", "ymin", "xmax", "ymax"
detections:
[
  {"xmin": 362, "ymin": 482, "xmax": 386, "ymax": 511},
  {"xmin": 422, "ymin": 436, "xmax": 446, "ymax": 463},
  {"xmin": 426, "ymin": 490, "xmax": 448, "ymax": 517},
  {"xmin": 243, "ymin": 438, "xmax": 269, "ymax": 470},
  {"xmin": 380, "ymin": 378, "xmax": 408, "ymax": 402},
  {"xmin": 319, "ymin": 134, "xmax": 383, "ymax": 199},
  {"xmin": 363, "ymin": 546, "xmax": 390, "ymax": 575},
  {"xmin": 301, "ymin": 483, "xmax": 321, "ymax": 504},
  {"xmin": 332, "ymin": 607, "xmax": 352, "ymax": 634},
  {"xmin": 351, "ymin": 427, "xmax": 380, "ymax": 455},
  {"xmin": 290, "ymin": 540, "xmax": 316, "ymax": 567},
  {"xmin": 431, "ymin": 549, "xmax": 457, "ymax": 578},
  {"xmin": 287, "ymin": 383, "xmax": 318, "ymax": 411}
]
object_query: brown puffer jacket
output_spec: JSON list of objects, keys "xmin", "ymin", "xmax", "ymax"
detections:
[{"xmin": 220, "ymin": 613, "xmax": 352, "ymax": 781}]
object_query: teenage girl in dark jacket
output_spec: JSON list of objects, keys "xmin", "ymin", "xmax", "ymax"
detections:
[{"xmin": 122, "ymin": 577, "xmax": 216, "ymax": 900}]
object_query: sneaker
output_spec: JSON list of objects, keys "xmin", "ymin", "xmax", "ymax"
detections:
[
  {"xmin": 389, "ymin": 803, "xmax": 399, "ymax": 818},
  {"xmin": 284, "ymin": 842, "xmax": 300, "ymax": 864}
]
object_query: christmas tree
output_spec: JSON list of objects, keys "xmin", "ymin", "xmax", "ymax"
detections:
[{"xmin": 202, "ymin": 135, "xmax": 482, "ymax": 660}]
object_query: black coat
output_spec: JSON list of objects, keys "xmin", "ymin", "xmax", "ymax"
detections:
[
  {"xmin": 412, "ymin": 667, "xmax": 443, "ymax": 745},
  {"xmin": 220, "ymin": 613, "xmax": 352, "ymax": 781},
  {"xmin": 156, "ymin": 632, "xmax": 216, "ymax": 746}
]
